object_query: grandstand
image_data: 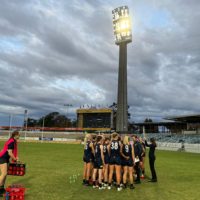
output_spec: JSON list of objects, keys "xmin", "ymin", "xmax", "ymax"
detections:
[
  {"xmin": 138, "ymin": 133, "xmax": 200, "ymax": 144},
  {"xmin": 164, "ymin": 114, "xmax": 200, "ymax": 134}
]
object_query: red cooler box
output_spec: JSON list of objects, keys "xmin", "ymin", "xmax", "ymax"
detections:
[
  {"xmin": 7, "ymin": 163, "xmax": 26, "ymax": 176},
  {"xmin": 4, "ymin": 184, "xmax": 26, "ymax": 200}
]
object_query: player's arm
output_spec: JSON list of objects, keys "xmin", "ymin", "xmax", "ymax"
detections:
[
  {"xmin": 107, "ymin": 142, "xmax": 111, "ymax": 156},
  {"xmin": 141, "ymin": 145, "xmax": 145, "ymax": 157},
  {"xmin": 90, "ymin": 142, "xmax": 95, "ymax": 155},
  {"xmin": 120, "ymin": 144, "xmax": 129, "ymax": 160},
  {"xmin": 138, "ymin": 143, "xmax": 143, "ymax": 157},
  {"xmin": 131, "ymin": 144, "xmax": 135, "ymax": 163},
  {"xmin": 7, "ymin": 149, "xmax": 18, "ymax": 162},
  {"xmin": 100, "ymin": 145, "xmax": 105, "ymax": 165},
  {"xmin": 144, "ymin": 139, "xmax": 150, "ymax": 147}
]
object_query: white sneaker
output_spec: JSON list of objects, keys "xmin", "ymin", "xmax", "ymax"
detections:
[
  {"xmin": 117, "ymin": 187, "xmax": 122, "ymax": 191},
  {"xmin": 93, "ymin": 185, "xmax": 96, "ymax": 189},
  {"xmin": 107, "ymin": 186, "xmax": 111, "ymax": 190},
  {"xmin": 103, "ymin": 183, "xmax": 108, "ymax": 187}
]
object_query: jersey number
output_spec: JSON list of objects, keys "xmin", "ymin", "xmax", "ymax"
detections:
[
  {"xmin": 125, "ymin": 145, "xmax": 129, "ymax": 153},
  {"xmin": 95, "ymin": 146, "xmax": 98, "ymax": 153},
  {"xmin": 111, "ymin": 142, "xmax": 118, "ymax": 150},
  {"xmin": 103, "ymin": 146, "xmax": 107, "ymax": 153}
]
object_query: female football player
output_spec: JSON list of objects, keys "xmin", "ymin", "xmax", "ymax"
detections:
[
  {"xmin": 121, "ymin": 135, "xmax": 135, "ymax": 189},
  {"xmin": 82, "ymin": 134, "xmax": 94, "ymax": 186},
  {"xmin": 139, "ymin": 137, "xmax": 146, "ymax": 179},
  {"xmin": 103, "ymin": 137, "xmax": 110, "ymax": 187},
  {"xmin": 92, "ymin": 136, "xmax": 104, "ymax": 189},
  {"xmin": 108, "ymin": 132, "xmax": 122, "ymax": 191}
]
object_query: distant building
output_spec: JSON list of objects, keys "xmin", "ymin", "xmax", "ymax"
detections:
[
  {"xmin": 134, "ymin": 114, "xmax": 200, "ymax": 134},
  {"xmin": 134, "ymin": 121, "xmax": 186, "ymax": 134},
  {"xmin": 76, "ymin": 108, "xmax": 113, "ymax": 132},
  {"xmin": 164, "ymin": 114, "xmax": 200, "ymax": 134}
]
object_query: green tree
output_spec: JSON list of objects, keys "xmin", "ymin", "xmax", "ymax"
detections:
[{"xmin": 26, "ymin": 112, "xmax": 73, "ymax": 127}]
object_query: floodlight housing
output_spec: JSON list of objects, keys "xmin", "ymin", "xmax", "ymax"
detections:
[{"xmin": 112, "ymin": 6, "xmax": 132, "ymax": 45}]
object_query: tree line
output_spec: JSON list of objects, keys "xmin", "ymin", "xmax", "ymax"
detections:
[{"xmin": 24, "ymin": 112, "xmax": 77, "ymax": 127}]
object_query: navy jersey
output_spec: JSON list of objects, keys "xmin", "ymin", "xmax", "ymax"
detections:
[
  {"xmin": 93, "ymin": 143, "xmax": 103, "ymax": 169},
  {"xmin": 95, "ymin": 143, "xmax": 101, "ymax": 159},
  {"xmin": 0, "ymin": 141, "xmax": 14, "ymax": 162},
  {"xmin": 141, "ymin": 142, "xmax": 146, "ymax": 157},
  {"xmin": 103, "ymin": 144, "xmax": 109, "ymax": 164},
  {"xmin": 110, "ymin": 140, "xmax": 120, "ymax": 158},
  {"xmin": 122, "ymin": 144, "xmax": 133, "ymax": 166},
  {"xmin": 103, "ymin": 144, "xmax": 109, "ymax": 156},
  {"xmin": 122, "ymin": 144, "xmax": 132, "ymax": 158},
  {"xmin": 83, "ymin": 141, "xmax": 93, "ymax": 162},
  {"xmin": 134, "ymin": 141, "xmax": 143, "ymax": 158}
]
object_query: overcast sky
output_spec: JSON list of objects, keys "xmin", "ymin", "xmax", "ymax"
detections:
[{"xmin": 0, "ymin": 0, "xmax": 200, "ymax": 126}]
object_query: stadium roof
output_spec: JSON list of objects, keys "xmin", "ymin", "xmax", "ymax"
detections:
[
  {"xmin": 134, "ymin": 121, "xmax": 184, "ymax": 126},
  {"xmin": 164, "ymin": 114, "xmax": 200, "ymax": 123}
]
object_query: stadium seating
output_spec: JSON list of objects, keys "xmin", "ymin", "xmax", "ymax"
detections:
[{"xmin": 139, "ymin": 133, "xmax": 200, "ymax": 144}]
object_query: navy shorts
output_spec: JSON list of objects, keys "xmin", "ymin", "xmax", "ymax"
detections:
[
  {"xmin": 109, "ymin": 156, "xmax": 121, "ymax": 165},
  {"xmin": 0, "ymin": 157, "xmax": 9, "ymax": 164},
  {"xmin": 83, "ymin": 156, "xmax": 92, "ymax": 163},
  {"xmin": 122, "ymin": 159, "xmax": 133, "ymax": 167},
  {"xmin": 91, "ymin": 154, "xmax": 95, "ymax": 163},
  {"xmin": 94, "ymin": 159, "xmax": 103, "ymax": 169},
  {"xmin": 104, "ymin": 156, "xmax": 110, "ymax": 165}
]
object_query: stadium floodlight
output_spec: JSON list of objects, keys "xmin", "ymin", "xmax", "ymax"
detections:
[
  {"xmin": 112, "ymin": 6, "xmax": 132, "ymax": 45},
  {"xmin": 112, "ymin": 6, "xmax": 132, "ymax": 133}
]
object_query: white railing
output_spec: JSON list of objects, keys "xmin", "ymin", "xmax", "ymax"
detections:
[{"xmin": 157, "ymin": 142, "xmax": 200, "ymax": 153}]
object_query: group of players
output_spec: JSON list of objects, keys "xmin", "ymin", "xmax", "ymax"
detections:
[{"xmin": 82, "ymin": 132, "xmax": 156, "ymax": 191}]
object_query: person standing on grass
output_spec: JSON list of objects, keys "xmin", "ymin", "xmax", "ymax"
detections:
[
  {"xmin": 82, "ymin": 134, "xmax": 94, "ymax": 186},
  {"xmin": 144, "ymin": 137, "xmax": 157, "ymax": 182},
  {"xmin": 139, "ymin": 137, "xmax": 146, "ymax": 179},
  {"xmin": 132, "ymin": 135, "xmax": 143, "ymax": 184},
  {"xmin": 107, "ymin": 132, "xmax": 122, "ymax": 191},
  {"xmin": 92, "ymin": 136, "xmax": 104, "ymax": 189},
  {"xmin": 103, "ymin": 137, "xmax": 110, "ymax": 187},
  {"xmin": 0, "ymin": 131, "xmax": 20, "ymax": 196},
  {"xmin": 121, "ymin": 136, "xmax": 135, "ymax": 189}
]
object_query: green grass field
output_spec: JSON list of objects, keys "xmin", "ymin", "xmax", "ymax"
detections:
[{"xmin": 1, "ymin": 141, "xmax": 200, "ymax": 200}]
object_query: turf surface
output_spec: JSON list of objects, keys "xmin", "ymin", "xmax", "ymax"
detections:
[{"xmin": 1, "ymin": 142, "xmax": 200, "ymax": 200}]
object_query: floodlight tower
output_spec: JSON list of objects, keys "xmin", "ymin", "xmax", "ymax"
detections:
[{"xmin": 112, "ymin": 6, "xmax": 132, "ymax": 133}]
